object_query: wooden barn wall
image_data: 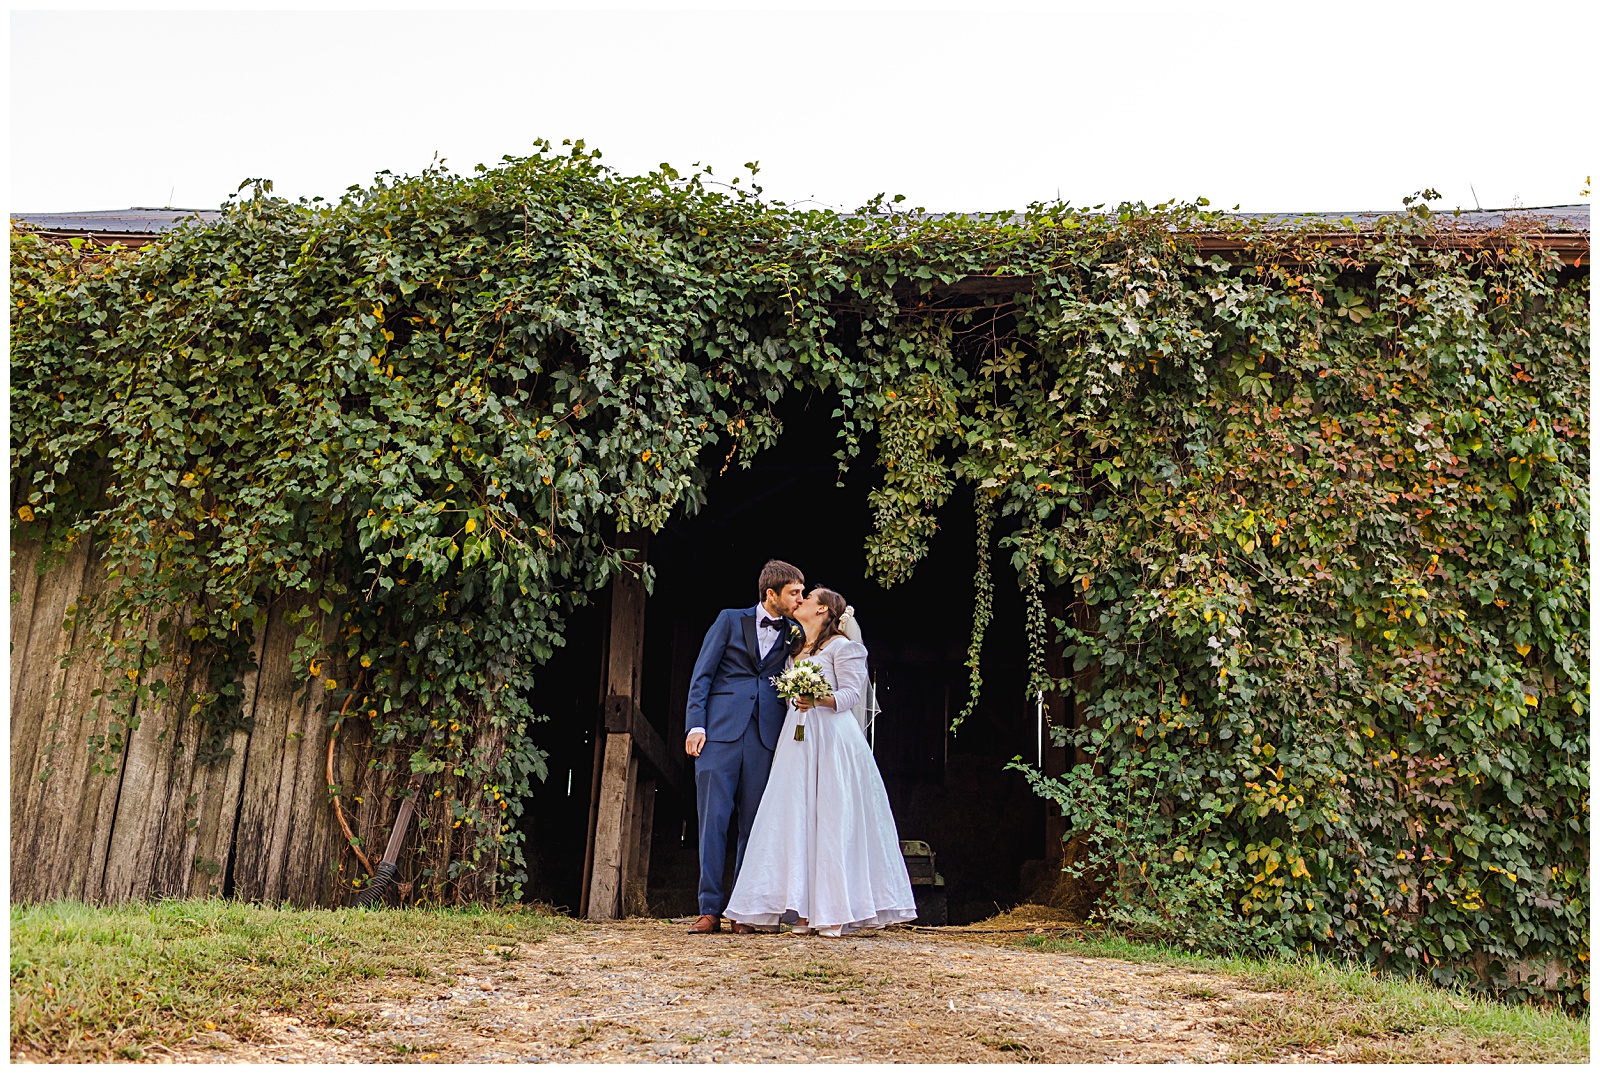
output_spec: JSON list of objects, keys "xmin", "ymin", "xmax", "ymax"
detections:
[{"xmin": 9, "ymin": 539, "xmax": 506, "ymax": 907}]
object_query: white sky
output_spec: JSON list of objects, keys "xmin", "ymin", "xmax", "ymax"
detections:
[{"xmin": 7, "ymin": 2, "xmax": 1597, "ymax": 216}]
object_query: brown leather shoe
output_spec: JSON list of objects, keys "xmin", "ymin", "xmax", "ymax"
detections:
[
  {"xmin": 730, "ymin": 921, "xmax": 756, "ymax": 934},
  {"xmin": 686, "ymin": 914, "xmax": 721, "ymax": 935}
]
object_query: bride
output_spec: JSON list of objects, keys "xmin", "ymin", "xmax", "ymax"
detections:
[{"xmin": 724, "ymin": 587, "xmax": 918, "ymax": 936}]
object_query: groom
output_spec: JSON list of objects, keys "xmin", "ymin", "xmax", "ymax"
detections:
[{"xmin": 682, "ymin": 559, "xmax": 806, "ymax": 934}]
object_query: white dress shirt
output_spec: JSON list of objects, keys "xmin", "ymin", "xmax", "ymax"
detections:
[{"xmin": 687, "ymin": 604, "xmax": 782, "ymax": 739}]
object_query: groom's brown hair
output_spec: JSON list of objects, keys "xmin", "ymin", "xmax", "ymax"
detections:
[{"xmin": 757, "ymin": 559, "xmax": 804, "ymax": 603}]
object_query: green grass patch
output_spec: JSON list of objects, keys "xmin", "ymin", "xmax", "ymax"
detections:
[
  {"xmin": 10, "ymin": 898, "xmax": 569, "ymax": 1061},
  {"xmin": 766, "ymin": 958, "xmax": 863, "ymax": 993},
  {"xmin": 1014, "ymin": 930, "xmax": 1589, "ymax": 1062}
]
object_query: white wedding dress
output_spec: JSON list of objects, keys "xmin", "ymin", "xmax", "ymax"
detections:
[{"xmin": 724, "ymin": 637, "xmax": 918, "ymax": 935}]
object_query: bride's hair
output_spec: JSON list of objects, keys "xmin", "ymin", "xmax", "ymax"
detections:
[{"xmin": 803, "ymin": 587, "xmax": 849, "ymax": 654}]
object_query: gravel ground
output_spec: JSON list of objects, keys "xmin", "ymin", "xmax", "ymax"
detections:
[{"xmin": 165, "ymin": 918, "xmax": 1260, "ymax": 1063}]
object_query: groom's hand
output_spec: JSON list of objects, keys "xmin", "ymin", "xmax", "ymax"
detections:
[{"xmin": 685, "ymin": 731, "xmax": 706, "ymax": 758}]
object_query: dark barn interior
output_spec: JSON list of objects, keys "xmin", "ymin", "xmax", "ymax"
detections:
[{"xmin": 519, "ymin": 387, "xmax": 1058, "ymax": 925}]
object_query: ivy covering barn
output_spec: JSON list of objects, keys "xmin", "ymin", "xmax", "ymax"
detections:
[{"xmin": 9, "ymin": 143, "xmax": 1589, "ymax": 1008}]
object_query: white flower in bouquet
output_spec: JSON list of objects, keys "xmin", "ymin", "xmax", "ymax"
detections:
[{"xmin": 771, "ymin": 660, "xmax": 831, "ymax": 702}]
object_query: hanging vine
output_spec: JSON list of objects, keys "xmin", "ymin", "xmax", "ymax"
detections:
[{"xmin": 952, "ymin": 493, "xmax": 996, "ymax": 736}]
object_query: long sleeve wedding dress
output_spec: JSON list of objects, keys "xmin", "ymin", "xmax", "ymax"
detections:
[{"xmin": 724, "ymin": 638, "xmax": 917, "ymax": 935}]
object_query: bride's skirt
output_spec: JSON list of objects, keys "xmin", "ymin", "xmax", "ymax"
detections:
[{"xmin": 724, "ymin": 703, "xmax": 918, "ymax": 934}]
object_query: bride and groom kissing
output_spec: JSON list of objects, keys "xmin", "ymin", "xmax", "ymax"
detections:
[{"xmin": 682, "ymin": 559, "xmax": 917, "ymax": 936}]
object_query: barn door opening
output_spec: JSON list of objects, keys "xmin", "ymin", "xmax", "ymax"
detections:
[
  {"xmin": 635, "ymin": 405, "xmax": 1046, "ymax": 923},
  {"xmin": 522, "ymin": 393, "xmax": 1050, "ymax": 924}
]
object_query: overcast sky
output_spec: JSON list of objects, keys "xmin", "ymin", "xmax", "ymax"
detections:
[{"xmin": 9, "ymin": 3, "xmax": 1595, "ymax": 216}]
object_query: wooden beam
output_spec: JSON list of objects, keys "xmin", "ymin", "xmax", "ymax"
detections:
[
  {"xmin": 604, "ymin": 695, "xmax": 683, "ymax": 794},
  {"xmin": 606, "ymin": 532, "xmax": 648, "ymax": 700},
  {"xmin": 586, "ymin": 732, "xmax": 634, "ymax": 921}
]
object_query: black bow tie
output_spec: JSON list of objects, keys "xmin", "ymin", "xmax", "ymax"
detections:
[{"xmin": 761, "ymin": 617, "xmax": 786, "ymax": 632}]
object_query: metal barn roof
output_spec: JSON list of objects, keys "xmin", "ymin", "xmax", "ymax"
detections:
[
  {"xmin": 10, "ymin": 207, "xmax": 221, "ymax": 247},
  {"xmin": 10, "ymin": 203, "xmax": 1589, "ymax": 260}
]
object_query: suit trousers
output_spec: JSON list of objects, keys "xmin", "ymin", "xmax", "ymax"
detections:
[{"xmin": 694, "ymin": 715, "xmax": 774, "ymax": 916}]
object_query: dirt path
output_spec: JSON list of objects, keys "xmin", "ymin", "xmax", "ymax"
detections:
[{"xmin": 165, "ymin": 919, "xmax": 1263, "ymax": 1063}]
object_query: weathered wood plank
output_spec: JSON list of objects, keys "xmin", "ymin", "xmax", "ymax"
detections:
[
  {"xmin": 230, "ymin": 598, "xmax": 310, "ymax": 903},
  {"xmin": 24, "ymin": 543, "xmax": 127, "ymax": 902},
  {"xmin": 76, "ymin": 626, "xmax": 134, "ymax": 902},
  {"xmin": 170, "ymin": 626, "xmax": 266, "ymax": 899},
  {"xmin": 184, "ymin": 727, "xmax": 251, "ymax": 897},
  {"xmin": 9, "ymin": 536, "xmax": 90, "ymax": 811},
  {"xmin": 148, "ymin": 673, "xmax": 216, "ymax": 899},
  {"xmin": 586, "ymin": 732, "xmax": 634, "ymax": 921},
  {"xmin": 9, "ymin": 536, "xmax": 93, "ymax": 899},
  {"xmin": 101, "ymin": 613, "xmax": 199, "ymax": 901},
  {"xmin": 282, "ymin": 622, "xmax": 339, "ymax": 906},
  {"xmin": 9, "ymin": 538, "xmax": 44, "ymax": 703},
  {"xmin": 10, "ymin": 547, "xmax": 510, "ymax": 910}
]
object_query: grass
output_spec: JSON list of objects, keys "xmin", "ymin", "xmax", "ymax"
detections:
[
  {"xmin": 13, "ymin": 899, "xmax": 1586, "ymax": 1063},
  {"xmin": 1010, "ymin": 930, "xmax": 1590, "ymax": 1062},
  {"xmin": 979, "ymin": 1033, "xmax": 1037, "ymax": 1060},
  {"xmin": 766, "ymin": 958, "xmax": 864, "ymax": 994},
  {"xmin": 10, "ymin": 898, "xmax": 569, "ymax": 1062}
]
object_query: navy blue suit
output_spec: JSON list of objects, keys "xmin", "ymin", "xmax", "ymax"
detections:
[{"xmin": 686, "ymin": 607, "xmax": 797, "ymax": 915}]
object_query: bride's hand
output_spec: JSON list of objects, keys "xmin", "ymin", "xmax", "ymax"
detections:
[{"xmin": 795, "ymin": 695, "xmax": 814, "ymax": 712}]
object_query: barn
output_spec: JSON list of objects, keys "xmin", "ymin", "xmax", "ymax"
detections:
[{"xmin": 9, "ymin": 179, "xmax": 1589, "ymax": 1002}]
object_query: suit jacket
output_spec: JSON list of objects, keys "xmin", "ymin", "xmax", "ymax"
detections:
[{"xmin": 685, "ymin": 607, "xmax": 799, "ymax": 752}]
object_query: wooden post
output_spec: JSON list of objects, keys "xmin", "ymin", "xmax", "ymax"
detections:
[
  {"xmin": 585, "ymin": 532, "xmax": 649, "ymax": 921},
  {"xmin": 587, "ymin": 734, "xmax": 634, "ymax": 920},
  {"xmin": 605, "ymin": 534, "xmax": 648, "ymax": 702}
]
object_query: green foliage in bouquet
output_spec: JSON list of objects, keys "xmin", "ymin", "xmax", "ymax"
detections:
[{"xmin": 11, "ymin": 144, "xmax": 1587, "ymax": 1004}]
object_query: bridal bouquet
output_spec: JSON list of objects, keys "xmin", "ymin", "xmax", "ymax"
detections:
[
  {"xmin": 772, "ymin": 660, "xmax": 831, "ymax": 701},
  {"xmin": 771, "ymin": 661, "xmax": 831, "ymax": 741}
]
